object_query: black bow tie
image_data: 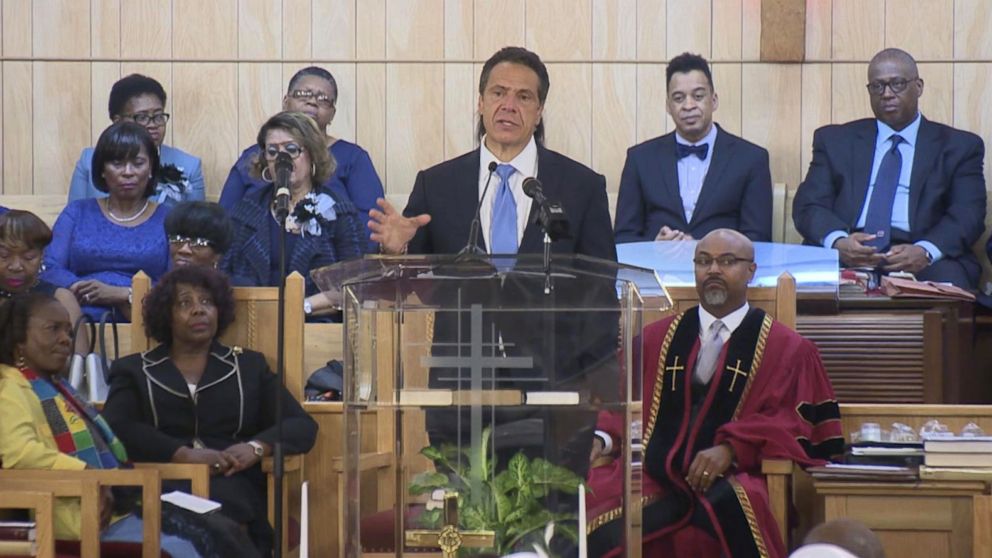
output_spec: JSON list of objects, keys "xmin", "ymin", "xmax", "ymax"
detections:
[{"xmin": 677, "ymin": 143, "xmax": 709, "ymax": 160}]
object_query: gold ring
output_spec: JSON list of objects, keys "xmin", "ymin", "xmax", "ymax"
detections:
[
  {"xmin": 702, "ymin": 471, "xmax": 711, "ymax": 477},
  {"xmin": 212, "ymin": 463, "xmax": 221, "ymax": 470}
]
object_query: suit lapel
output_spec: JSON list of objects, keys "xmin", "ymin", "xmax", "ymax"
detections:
[
  {"xmin": 908, "ymin": 118, "xmax": 939, "ymax": 232},
  {"xmin": 457, "ymin": 151, "xmax": 487, "ymax": 253},
  {"xmin": 658, "ymin": 134, "xmax": 688, "ymax": 228},
  {"xmin": 235, "ymin": 197, "xmax": 271, "ymax": 284},
  {"xmin": 849, "ymin": 120, "xmax": 877, "ymax": 226},
  {"xmin": 690, "ymin": 126, "xmax": 732, "ymax": 225},
  {"xmin": 521, "ymin": 146, "xmax": 556, "ymax": 252}
]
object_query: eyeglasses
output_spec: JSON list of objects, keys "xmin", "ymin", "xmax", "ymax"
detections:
[
  {"xmin": 692, "ymin": 255, "xmax": 754, "ymax": 268},
  {"xmin": 288, "ymin": 89, "xmax": 335, "ymax": 109},
  {"xmin": 168, "ymin": 235, "xmax": 213, "ymax": 250},
  {"xmin": 866, "ymin": 78, "xmax": 918, "ymax": 96},
  {"xmin": 263, "ymin": 143, "xmax": 304, "ymax": 161},
  {"xmin": 120, "ymin": 112, "xmax": 171, "ymax": 127}
]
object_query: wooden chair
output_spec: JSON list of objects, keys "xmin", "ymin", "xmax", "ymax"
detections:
[{"xmin": 131, "ymin": 271, "xmax": 308, "ymax": 558}]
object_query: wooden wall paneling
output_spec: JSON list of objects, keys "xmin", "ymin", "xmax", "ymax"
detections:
[
  {"xmin": 526, "ymin": 0, "xmax": 591, "ymax": 61},
  {"xmin": 385, "ymin": 0, "xmax": 444, "ymax": 60},
  {"xmin": 884, "ymin": 0, "xmax": 952, "ymax": 61},
  {"xmin": 443, "ymin": 63, "xmax": 476, "ymax": 159},
  {"xmin": 91, "ymin": 0, "xmax": 121, "ymax": 59},
  {"xmin": 712, "ymin": 0, "xmax": 743, "ymax": 62},
  {"xmin": 635, "ymin": 63, "xmax": 669, "ymax": 143},
  {"xmin": 0, "ymin": 65, "xmax": 3, "ymax": 190},
  {"xmin": 2, "ymin": 0, "xmax": 32, "ymax": 57},
  {"xmin": 32, "ymin": 0, "xmax": 89, "ymax": 59},
  {"xmin": 322, "ymin": 63, "xmax": 358, "ymax": 144},
  {"xmin": 172, "ymin": 63, "xmax": 239, "ymax": 199},
  {"xmin": 120, "ymin": 0, "xmax": 171, "ymax": 59},
  {"xmin": 174, "ymin": 0, "xmax": 237, "ymax": 60},
  {"xmin": 120, "ymin": 62, "xmax": 174, "ymax": 146},
  {"xmin": 711, "ymin": 63, "xmax": 742, "ymax": 136},
  {"xmin": 830, "ymin": 63, "xmax": 871, "ymax": 125},
  {"xmin": 800, "ymin": 63, "xmax": 831, "ymax": 181},
  {"xmin": 831, "ymin": 0, "xmax": 884, "ymax": 61},
  {"xmin": 91, "ymin": 62, "xmax": 122, "ymax": 144},
  {"xmin": 313, "ymin": 0, "xmax": 356, "ymax": 60},
  {"xmin": 954, "ymin": 0, "xmax": 992, "ymax": 59},
  {"xmin": 356, "ymin": 0, "xmax": 386, "ymax": 60},
  {"xmin": 593, "ymin": 0, "xmax": 636, "ymax": 61},
  {"xmin": 356, "ymin": 63, "xmax": 386, "ymax": 191},
  {"xmin": 636, "ymin": 0, "xmax": 666, "ymax": 61},
  {"xmin": 954, "ymin": 62, "xmax": 992, "ymax": 262},
  {"xmin": 667, "ymin": 0, "xmax": 711, "ymax": 59},
  {"xmin": 237, "ymin": 63, "xmax": 283, "ymax": 149},
  {"xmin": 741, "ymin": 64, "xmax": 802, "ymax": 188},
  {"xmin": 592, "ymin": 63, "xmax": 636, "ymax": 194},
  {"xmin": 385, "ymin": 63, "xmax": 443, "ymax": 200},
  {"xmin": 2, "ymin": 62, "xmax": 31, "ymax": 194},
  {"xmin": 917, "ymin": 63, "xmax": 954, "ymax": 127},
  {"xmin": 759, "ymin": 0, "xmax": 806, "ymax": 62},
  {"xmin": 542, "ymin": 63, "xmax": 592, "ymax": 166},
  {"xmin": 282, "ymin": 0, "xmax": 312, "ymax": 60},
  {"xmin": 473, "ymin": 0, "xmax": 525, "ymax": 60},
  {"xmin": 33, "ymin": 62, "xmax": 89, "ymax": 196},
  {"xmin": 804, "ymin": 0, "xmax": 831, "ymax": 61},
  {"xmin": 741, "ymin": 0, "xmax": 762, "ymax": 61},
  {"xmin": 444, "ymin": 0, "xmax": 473, "ymax": 59},
  {"xmin": 239, "ymin": 0, "xmax": 282, "ymax": 60}
]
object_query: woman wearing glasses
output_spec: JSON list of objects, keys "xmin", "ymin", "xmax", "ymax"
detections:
[
  {"xmin": 222, "ymin": 111, "xmax": 364, "ymax": 319},
  {"xmin": 218, "ymin": 66, "xmax": 384, "ymax": 252},
  {"xmin": 165, "ymin": 201, "xmax": 233, "ymax": 269},
  {"xmin": 67, "ymin": 74, "xmax": 205, "ymax": 207}
]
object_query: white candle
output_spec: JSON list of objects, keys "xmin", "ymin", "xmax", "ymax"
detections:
[
  {"xmin": 578, "ymin": 483, "xmax": 587, "ymax": 558},
  {"xmin": 300, "ymin": 481, "xmax": 309, "ymax": 558}
]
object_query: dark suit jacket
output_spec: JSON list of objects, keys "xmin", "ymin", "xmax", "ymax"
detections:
[
  {"xmin": 222, "ymin": 184, "xmax": 365, "ymax": 296},
  {"xmin": 793, "ymin": 117, "xmax": 986, "ymax": 269},
  {"xmin": 613, "ymin": 126, "xmax": 773, "ymax": 243},
  {"xmin": 403, "ymin": 144, "xmax": 617, "ymax": 262}
]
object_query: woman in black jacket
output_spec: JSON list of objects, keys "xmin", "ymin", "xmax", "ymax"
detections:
[{"xmin": 102, "ymin": 265, "xmax": 318, "ymax": 554}]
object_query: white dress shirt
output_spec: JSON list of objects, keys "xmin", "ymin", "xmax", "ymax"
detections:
[
  {"xmin": 697, "ymin": 302, "xmax": 750, "ymax": 344},
  {"xmin": 479, "ymin": 136, "xmax": 538, "ymax": 250},
  {"xmin": 675, "ymin": 125, "xmax": 718, "ymax": 223}
]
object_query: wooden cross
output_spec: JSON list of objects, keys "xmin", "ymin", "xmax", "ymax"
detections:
[
  {"xmin": 405, "ymin": 492, "xmax": 496, "ymax": 557},
  {"xmin": 725, "ymin": 359, "xmax": 749, "ymax": 392},
  {"xmin": 666, "ymin": 356, "xmax": 685, "ymax": 391}
]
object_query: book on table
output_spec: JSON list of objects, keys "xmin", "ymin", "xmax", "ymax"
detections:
[
  {"xmin": 923, "ymin": 436, "xmax": 992, "ymax": 453},
  {"xmin": 924, "ymin": 451, "xmax": 992, "ymax": 468}
]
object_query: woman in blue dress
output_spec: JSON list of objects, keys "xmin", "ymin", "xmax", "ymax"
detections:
[
  {"xmin": 218, "ymin": 66, "xmax": 383, "ymax": 252},
  {"xmin": 67, "ymin": 74, "xmax": 204, "ymax": 208},
  {"xmin": 222, "ymin": 111, "xmax": 364, "ymax": 320},
  {"xmin": 44, "ymin": 122, "xmax": 171, "ymax": 322}
]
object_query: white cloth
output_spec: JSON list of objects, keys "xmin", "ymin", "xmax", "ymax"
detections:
[{"xmin": 479, "ymin": 136, "xmax": 538, "ymax": 248}]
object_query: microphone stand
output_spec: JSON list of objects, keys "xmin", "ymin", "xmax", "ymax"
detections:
[
  {"xmin": 543, "ymin": 232, "xmax": 552, "ymax": 295},
  {"xmin": 273, "ymin": 194, "xmax": 289, "ymax": 558}
]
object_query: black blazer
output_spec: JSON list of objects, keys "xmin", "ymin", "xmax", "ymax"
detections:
[
  {"xmin": 793, "ymin": 117, "xmax": 986, "ymax": 263},
  {"xmin": 403, "ymin": 144, "xmax": 617, "ymax": 262},
  {"xmin": 102, "ymin": 342, "xmax": 317, "ymax": 462},
  {"xmin": 613, "ymin": 126, "xmax": 773, "ymax": 243}
]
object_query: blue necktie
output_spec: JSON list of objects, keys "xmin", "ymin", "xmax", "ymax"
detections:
[
  {"xmin": 863, "ymin": 134, "xmax": 904, "ymax": 250},
  {"xmin": 677, "ymin": 143, "xmax": 709, "ymax": 160},
  {"xmin": 489, "ymin": 164, "xmax": 518, "ymax": 254}
]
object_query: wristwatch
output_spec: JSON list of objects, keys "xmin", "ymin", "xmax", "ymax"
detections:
[
  {"xmin": 303, "ymin": 300, "xmax": 313, "ymax": 315},
  {"xmin": 247, "ymin": 440, "xmax": 265, "ymax": 458}
]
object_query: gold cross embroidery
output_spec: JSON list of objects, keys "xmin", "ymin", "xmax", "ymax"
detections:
[
  {"xmin": 666, "ymin": 356, "xmax": 685, "ymax": 391},
  {"xmin": 405, "ymin": 492, "xmax": 495, "ymax": 557},
  {"xmin": 725, "ymin": 359, "xmax": 748, "ymax": 392}
]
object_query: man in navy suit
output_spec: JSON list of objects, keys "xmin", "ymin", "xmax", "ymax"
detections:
[
  {"xmin": 793, "ymin": 48, "xmax": 986, "ymax": 289},
  {"xmin": 614, "ymin": 53, "xmax": 772, "ymax": 243},
  {"xmin": 368, "ymin": 47, "xmax": 615, "ymax": 263}
]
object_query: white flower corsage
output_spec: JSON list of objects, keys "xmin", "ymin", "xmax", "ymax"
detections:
[
  {"xmin": 285, "ymin": 192, "xmax": 337, "ymax": 236},
  {"xmin": 156, "ymin": 164, "xmax": 190, "ymax": 204}
]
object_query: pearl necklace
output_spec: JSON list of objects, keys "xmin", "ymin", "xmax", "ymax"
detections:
[{"xmin": 107, "ymin": 199, "xmax": 150, "ymax": 223}]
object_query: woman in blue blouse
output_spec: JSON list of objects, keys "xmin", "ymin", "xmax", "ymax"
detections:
[
  {"xmin": 67, "ymin": 74, "xmax": 204, "ymax": 208},
  {"xmin": 44, "ymin": 122, "xmax": 171, "ymax": 321},
  {"xmin": 218, "ymin": 66, "xmax": 383, "ymax": 252},
  {"xmin": 222, "ymin": 112, "xmax": 364, "ymax": 319}
]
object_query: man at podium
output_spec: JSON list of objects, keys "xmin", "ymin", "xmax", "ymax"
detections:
[{"xmin": 587, "ymin": 229, "xmax": 843, "ymax": 558}]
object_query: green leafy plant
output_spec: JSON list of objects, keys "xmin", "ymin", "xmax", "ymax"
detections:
[{"xmin": 408, "ymin": 426, "xmax": 585, "ymax": 555}]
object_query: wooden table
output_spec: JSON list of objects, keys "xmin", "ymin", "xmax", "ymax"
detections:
[{"xmin": 813, "ymin": 479, "xmax": 992, "ymax": 558}]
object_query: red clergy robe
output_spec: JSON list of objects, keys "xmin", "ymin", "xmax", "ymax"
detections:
[{"xmin": 586, "ymin": 307, "xmax": 843, "ymax": 558}]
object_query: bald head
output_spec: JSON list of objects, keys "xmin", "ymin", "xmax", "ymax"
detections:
[
  {"xmin": 697, "ymin": 229, "xmax": 755, "ymax": 260},
  {"xmin": 803, "ymin": 519, "xmax": 886, "ymax": 558},
  {"xmin": 869, "ymin": 48, "xmax": 918, "ymax": 76},
  {"xmin": 866, "ymin": 48, "xmax": 922, "ymax": 130},
  {"xmin": 693, "ymin": 229, "xmax": 756, "ymax": 317}
]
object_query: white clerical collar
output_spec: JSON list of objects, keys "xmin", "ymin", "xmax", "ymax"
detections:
[
  {"xmin": 698, "ymin": 302, "xmax": 750, "ymax": 337},
  {"xmin": 479, "ymin": 135, "xmax": 539, "ymax": 178}
]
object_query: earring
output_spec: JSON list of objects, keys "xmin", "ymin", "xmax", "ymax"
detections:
[
  {"xmin": 15, "ymin": 354, "xmax": 26, "ymax": 370},
  {"xmin": 261, "ymin": 167, "xmax": 274, "ymax": 183},
  {"xmin": 311, "ymin": 162, "xmax": 316, "ymax": 177}
]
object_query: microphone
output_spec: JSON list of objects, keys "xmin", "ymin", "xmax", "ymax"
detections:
[
  {"xmin": 273, "ymin": 152, "xmax": 294, "ymax": 222},
  {"xmin": 522, "ymin": 177, "xmax": 571, "ymax": 241},
  {"xmin": 459, "ymin": 161, "xmax": 499, "ymax": 256}
]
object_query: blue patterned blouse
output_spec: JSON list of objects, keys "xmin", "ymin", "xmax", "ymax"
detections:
[{"xmin": 42, "ymin": 199, "xmax": 170, "ymax": 321}]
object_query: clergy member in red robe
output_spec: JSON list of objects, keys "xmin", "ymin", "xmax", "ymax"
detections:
[{"xmin": 586, "ymin": 229, "xmax": 843, "ymax": 558}]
